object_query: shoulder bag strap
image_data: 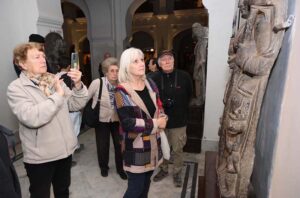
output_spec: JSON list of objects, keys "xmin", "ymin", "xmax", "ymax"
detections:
[{"xmin": 97, "ymin": 78, "xmax": 103, "ymax": 101}]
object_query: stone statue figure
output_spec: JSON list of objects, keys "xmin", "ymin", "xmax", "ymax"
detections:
[
  {"xmin": 191, "ymin": 23, "xmax": 208, "ymax": 106},
  {"xmin": 217, "ymin": 0, "xmax": 288, "ymax": 197}
]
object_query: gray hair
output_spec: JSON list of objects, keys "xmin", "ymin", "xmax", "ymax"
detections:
[
  {"xmin": 101, "ymin": 57, "xmax": 118, "ymax": 74},
  {"xmin": 118, "ymin": 47, "xmax": 145, "ymax": 83}
]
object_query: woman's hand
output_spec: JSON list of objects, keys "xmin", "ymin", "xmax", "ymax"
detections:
[
  {"xmin": 157, "ymin": 115, "xmax": 168, "ymax": 130},
  {"xmin": 68, "ymin": 68, "xmax": 82, "ymax": 90},
  {"xmin": 54, "ymin": 76, "xmax": 64, "ymax": 96}
]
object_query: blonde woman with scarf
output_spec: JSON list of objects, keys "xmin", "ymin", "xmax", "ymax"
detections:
[{"xmin": 7, "ymin": 42, "xmax": 88, "ymax": 198}]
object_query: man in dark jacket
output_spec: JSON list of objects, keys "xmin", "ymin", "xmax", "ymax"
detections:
[
  {"xmin": 150, "ymin": 50, "xmax": 193, "ymax": 187},
  {"xmin": 0, "ymin": 127, "xmax": 21, "ymax": 198}
]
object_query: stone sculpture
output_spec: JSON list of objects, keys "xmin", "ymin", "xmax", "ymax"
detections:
[
  {"xmin": 217, "ymin": 0, "xmax": 288, "ymax": 197},
  {"xmin": 191, "ymin": 22, "xmax": 208, "ymax": 106}
]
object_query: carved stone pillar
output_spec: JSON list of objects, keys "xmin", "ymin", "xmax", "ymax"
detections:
[{"xmin": 217, "ymin": 0, "xmax": 288, "ymax": 197}]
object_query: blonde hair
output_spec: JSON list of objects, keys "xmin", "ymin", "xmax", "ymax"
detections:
[
  {"xmin": 118, "ymin": 47, "xmax": 145, "ymax": 83},
  {"xmin": 13, "ymin": 42, "xmax": 44, "ymax": 68},
  {"xmin": 101, "ymin": 57, "xmax": 118, "ymax": 74}
]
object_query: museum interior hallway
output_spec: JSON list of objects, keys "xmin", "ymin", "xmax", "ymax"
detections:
[{"xmin": 14, "ymin": 127, "xmax": 205, "ymax": 198}]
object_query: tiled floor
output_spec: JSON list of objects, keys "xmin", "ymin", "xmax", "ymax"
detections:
[{"xmin": 14, "ymin": 128, "xmax": 205, "ymax": 198}]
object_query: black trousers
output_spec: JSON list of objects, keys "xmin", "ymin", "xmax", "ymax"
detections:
[
  {"xmin": 124, "ymin": 171, "xmax": 154, "ymax": 198},
  {"xmin": 24, "ymin": 155, "xmax": 72, "ymax": 198},
  {"xmin": 95, "ymin": 121, "xmax": 124, "ymax": 173}
]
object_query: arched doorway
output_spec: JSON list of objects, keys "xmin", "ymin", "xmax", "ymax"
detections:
[
  {"xmin": 130, "ymin": 31, "xmax": 155, "ymax": 61},
  {"xmin": 173, "ymin": 28, "xmax": 195, "ymax": 76},
  {"xmin": 61, "ymin": 1, "xmax": 91, "ymax": 86},
  {"xmin": 79, "ymin": 37, "xmax": 92, "ymax": 86}
]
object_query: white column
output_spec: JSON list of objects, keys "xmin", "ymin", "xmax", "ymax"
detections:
[
  {"xmin": 36, "ymin": 0, "xmax": 64, "ymax": 35},
  {"xmin": 112, "ymin": 0, "xmax": 136, "ymax": 58},
  {"xmin": 201, "ymin": 0, "xmax": 236, "ymax": 151}
]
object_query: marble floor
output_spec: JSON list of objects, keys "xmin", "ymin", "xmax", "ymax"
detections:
[{"xmin": 14, "ymin": 128, "xmax": 205, "ymax": 198}]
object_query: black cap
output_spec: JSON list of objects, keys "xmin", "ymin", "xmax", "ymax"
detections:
[
  {"xmin": 29, "ymin": 34, "xmax": 45, "ymax": 44},
  {"xmin": 158, "ymin": 50, "xmax": 174, "ymax": 59}
]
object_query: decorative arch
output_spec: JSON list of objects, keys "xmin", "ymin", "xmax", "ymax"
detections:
[
  {"xmin": 130, "ymin": 31, "xmax": 155, "ymax": 59},
  {"xmin": 79, "ymin": 36, "xmax": 92, "ymax": 86},
  {"xmin": 61, "ymin": 0, "xmax": 92, "ymax": 84},
  {"xmin": 61, "ymin": 0, "xmax": 90, "ymax": 36},
  {"xmin": 130, "ymin": 31, "xmax": 154, "ymax": 50},
  {"xmin": 172, "ymin": 28, "xmax": 194, "ymax": 74},
  {"xmin": 172, "ymin": 26, "xmax": 195, "ymax": 41}
]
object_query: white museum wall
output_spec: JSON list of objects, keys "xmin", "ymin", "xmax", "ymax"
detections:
[
  {"xmin": 0, "ymin": 0, "xmax": 39, "ymax": 130},
  {"xmin": 268, "ymin": 0, "xmax": 300, "ymax": 197},
  {"xmin": 250, "ymin": 0, "xmax": 299, "ymax": 197},
  {"xmin": 201, "ymin": 0, "xmax": 236, "ymax": 151}
]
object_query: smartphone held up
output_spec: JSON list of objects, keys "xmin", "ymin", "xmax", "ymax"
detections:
[{"xmin": 71, "ymin": 52, "xmax": 79, "ymax": 70}]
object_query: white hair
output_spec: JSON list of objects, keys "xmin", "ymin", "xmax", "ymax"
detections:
[{"xmin": 118, "ymin": 47, "xmax": 145, "ymax": 83}]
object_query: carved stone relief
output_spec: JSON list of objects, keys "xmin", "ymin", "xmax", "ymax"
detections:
[{"xmin": 217, "ymin": 0, "xmax": 288, "ymax": 197}]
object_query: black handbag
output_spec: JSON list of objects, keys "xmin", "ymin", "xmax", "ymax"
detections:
[{"xmin": 82, "ymin": 78, "xmax": 103, "ymax": 128}]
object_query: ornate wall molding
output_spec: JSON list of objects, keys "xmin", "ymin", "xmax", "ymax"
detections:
[{"xmin": 37, "ymin": 16, "xmax": 63, "ymax": 34}]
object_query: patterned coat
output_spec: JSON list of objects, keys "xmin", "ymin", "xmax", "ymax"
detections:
[{"xmin": 114, "ymin": 79, "xmax": 164, "ymax": 173}]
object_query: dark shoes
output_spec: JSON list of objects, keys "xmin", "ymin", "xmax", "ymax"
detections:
[
  {"xmin": 173, "ymin": 172, "xmax": 182, "ymax": 187},
  {"xmin": 118, "ymin": 171, "xmax": 128, "ymax": 180},
  {"xmin": 101, "ymin": 169, "xmax": 108, "ymax": 177},
  {"xmin": 101, "ymin": 169, "xmax": 127, "ymax": 180},
  {"xmin": 153, "ymin": 169, "xmax": 169, "ymax": 182},
  {"xmin": 153, "ymin": 169, "xmax": 182, "ymax": 187}
]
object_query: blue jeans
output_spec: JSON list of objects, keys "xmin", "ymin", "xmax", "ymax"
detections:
[{"xmin": 124, "ymin": 171, "xmax": 154, "ymax": 198}]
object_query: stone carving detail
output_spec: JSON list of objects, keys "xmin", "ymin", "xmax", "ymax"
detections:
[
  {"xmin": 217, "ymin": 0, "xmax": 287, "ymax": 197},
  {"xmin": 191, "ymin": 22, "xmax": 208, "ymax": 106}
]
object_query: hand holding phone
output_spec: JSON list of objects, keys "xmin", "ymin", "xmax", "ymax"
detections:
[{"xmin": 71, "ymin": 52, "xmax": 79, "ymax": 70}]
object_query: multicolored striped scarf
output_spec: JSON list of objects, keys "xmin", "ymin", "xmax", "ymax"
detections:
[{"xmin": 105, "ymin": 77, "xmax": 117, "ymax": 107}]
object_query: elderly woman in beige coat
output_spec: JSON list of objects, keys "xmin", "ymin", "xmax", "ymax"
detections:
[
  {"xmin": 7, "ymin": 42, "xmax": 88, "ymax": 198},
  {"xmin": 87, "ymin": 57, "xmax": 127, "ymax": 180}
]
